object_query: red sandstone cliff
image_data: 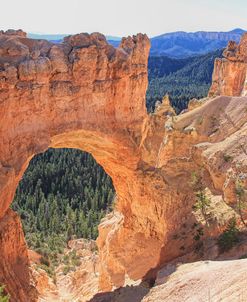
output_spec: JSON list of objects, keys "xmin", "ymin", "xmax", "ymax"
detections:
[{"xmin": 0, "ymin": 30, "xmax": 247, "ymax": 301}]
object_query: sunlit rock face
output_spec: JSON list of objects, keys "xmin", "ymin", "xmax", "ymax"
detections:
[
  {"xmin": 1, "ymin": 30, "xmax": 247, "ymax": 302},
  {"xmin": 209, "ymin": 33, "xmax": 247, "ymax": 97}
]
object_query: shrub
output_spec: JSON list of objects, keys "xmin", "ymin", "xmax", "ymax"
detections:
[
  {"xmin": 63, "ymin": 265, "xmax": 71, "ymax": 275},
  {"xmin": 223, "ymin": 154, "xmax": 232, "ymax": 162},
  {"xmin": 235, "ymin": 179, "xmax": 247, "ymax": 227},
  {"xmin": 40, "ymin": 255, "xmax": 50, "ymax": 267},
  {"xmin": 218, "ymin": 218, "xmax": 240, "ymax": 252},
  {"xmin": 38, "ymin": 264, "xmax": 54, "ymax": 278},
  {"xmin": 0, "ymin": 285, "xmax": 9, "ymax": 302},
  {"xmin": 193, "ymin": 227, "xmax": 204, "ymax": 241},
  {"xmin": 63, "ymin": 254, "xmax": 69, "ymax": 265},
  {"xmin": 71, "ymin": 258, "xmax": 81, "ymax": 267},
  {"xmin": 239, "ymin": 253, "xmax": 247, "ymax": 259},
  {"xmin": 191, "ymin": 171, "xmax": 211, "ymax": 222}
]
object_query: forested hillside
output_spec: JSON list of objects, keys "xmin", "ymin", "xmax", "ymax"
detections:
[{"xmin": 147, "ymin": 49, "xmax": 223, "ymax": 112}]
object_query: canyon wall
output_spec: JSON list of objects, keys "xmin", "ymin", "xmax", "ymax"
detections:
[{"xmin": 0, "ymin": 30, "xmax": 247, "ymax": 301}]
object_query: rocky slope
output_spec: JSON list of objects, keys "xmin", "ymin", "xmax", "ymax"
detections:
[
  {"xmin": 142, "ymin": 259, "xmax": 247, "ymax": 302},
  {"xmin": 0, "ymin": 30, "xmax": 247, "ymax": 302},
  {"xmin": 32, "ymin": 239, "xmax": 99, "ymax": 302}
]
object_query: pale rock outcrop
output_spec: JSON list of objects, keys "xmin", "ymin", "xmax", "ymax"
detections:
[{"xmin": 142, "ymin": 259, "xmax": 247, "ymax": 302}]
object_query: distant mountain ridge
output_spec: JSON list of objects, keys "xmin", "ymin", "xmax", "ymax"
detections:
[
  {"xmin": 150, "ymin": 28, "xmax": 246, "ymax": 57},
  {"xmin": 27, "ymin": 33, "xmax": 121, "ymax": 44},
  {"xmin": 28, "ymin": 28, "xmax": 246, "ymax": 58}
]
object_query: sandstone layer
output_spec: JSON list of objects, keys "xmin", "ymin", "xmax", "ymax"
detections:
[
  {"xmin": 209, "ymin": 33, "xmax": 247, "ymax": 96},
  {"xmin": 0, "ymin": 30, "xmax": 247, "ymax": 301}
]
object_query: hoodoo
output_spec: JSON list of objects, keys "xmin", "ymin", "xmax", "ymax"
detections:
[
  {"xmin": 209, "ymin": 33, "xmax": 247, "ymax": 96},
  {"xmin": 0, "ymin": 30, "xmax": 247, "ymax": 301}
]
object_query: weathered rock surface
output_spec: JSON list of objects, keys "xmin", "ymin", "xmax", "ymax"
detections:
[
  {"xmin": 87, "ymin": 259, "xmax": 247, "ymax": 302},
  {"xmin": 209, "ymin": 33, "xmax": 247, "ymax": 96},
  {"xmin": 142, "ymin": 259, "xmax": 247, "ymax": 302},
  {"xmin": 0, "ymin": 29, "xmax": 247, "ymax": 302}
]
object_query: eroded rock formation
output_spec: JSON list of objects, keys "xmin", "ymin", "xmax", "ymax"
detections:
[
  {"xmin": 209, "ymin": 33, "xmax": 247, "ymax": 96},
  {"xmin": 0, "ymin": 29, "xmax": 150, "ymax": 301},
  {"xmin": 0, "ymin": 30, "xmax": 247, "ymax": 302}
]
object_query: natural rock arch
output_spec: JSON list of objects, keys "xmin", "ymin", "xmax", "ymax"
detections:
[
  {"xmin": 0, "ymin": 30, "xmax": 149, "ymax": 218},
  {"xmin": 1, "ymin": 30, "xmax": 247, "ymax": 302},
  {"xmin": 0, "ymin": 30, "xmax": 153, "ymax": 300}
]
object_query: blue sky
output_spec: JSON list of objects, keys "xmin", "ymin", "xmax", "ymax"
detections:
[{"xmin": 1, "ymin": 0, "xmax": 246, "ymax": 37}]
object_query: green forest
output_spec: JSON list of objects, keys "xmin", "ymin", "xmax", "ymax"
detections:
[
  {"xmin": 13, "ymin": 49, "xmax": 222, "ymax": 269},
  {"xmin": 147, "ymin": 49, "xmax": 223, "ymax": 112},
  {"xmin": 12, "ymin": 149, "xmax": 114, "ymax": 265}
]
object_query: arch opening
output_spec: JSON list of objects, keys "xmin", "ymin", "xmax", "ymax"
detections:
[
  {"xmin": 12, "ymin": 147, "xmax": 115, "ymax": 258},
  {"xmin": 11, "ymin": 147, "xmax": 115, "ymax": 300}
]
